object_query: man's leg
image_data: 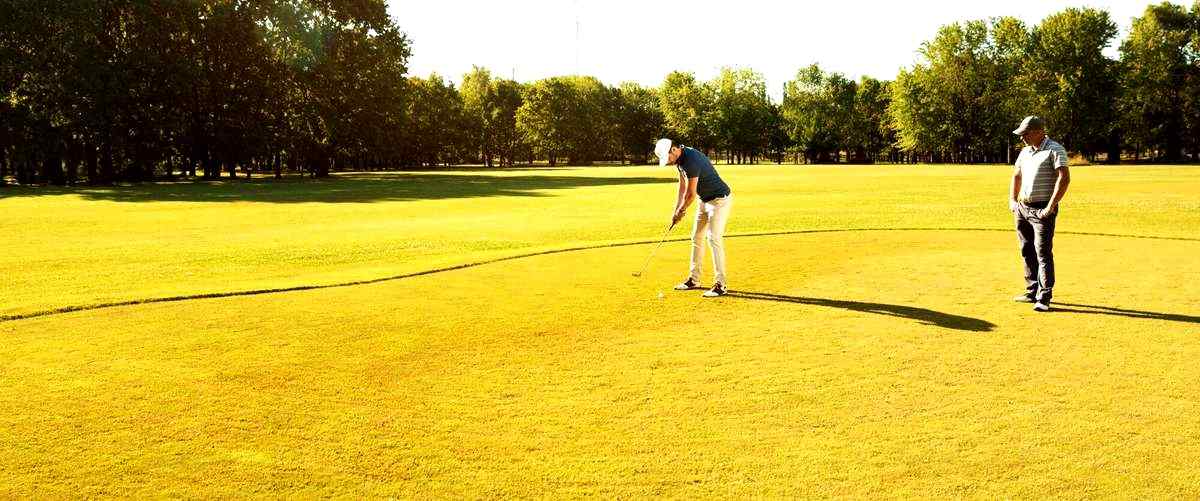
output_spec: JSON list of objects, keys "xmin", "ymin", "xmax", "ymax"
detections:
[
  {"xmin": 706, "ymin": 196, "xmax": 733, "ymax": 286},
  {"xmin": 689, "ymin": 206, "xmax": 711, "ymax": 282},
  {"xmin": 1031, "ymin": 209, "xmax": 1057, "ymax": 303},
  {"xmin": 1015, "ymin": 205, "xmax": 1039, "ymax": 299}
]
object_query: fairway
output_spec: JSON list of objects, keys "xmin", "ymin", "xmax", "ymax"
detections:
[{"xmin": 2, "ymin": 165, "xmax": 1199, "ymax": 497}]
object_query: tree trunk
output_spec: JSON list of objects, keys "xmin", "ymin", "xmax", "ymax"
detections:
[
  {"xmin": 1104, "ymin": 132, "xmax": 1120, "ymax": 165},
  {"xmin": 205, "ymin": 156, "xmax": 219, "ymax": 179},
  {"xmin": 43, "ymin": 141, "xmax": 66, "ymax": 186},
  {"xmin": 16, "ymin": 158, "xmax": 30, "ymax": 184},
  {"xmin": 84, "ymin": 141, "xmax": 98, "ymax": 184},
  {"xmin": 66, "ymin": 139, "xmax": 81, "ymax": 185},
  {"xmin": 100, "ymin": 139, "xmax": 115, "ymax": 184},
  {"xmin": 315, "ymin": 157, "xmax": 330, "ymax": 178}
]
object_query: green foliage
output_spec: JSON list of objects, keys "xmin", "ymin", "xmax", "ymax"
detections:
[
  {"xmin": 1026, "ymin": 8, "xmax": 1120, "ymax": 158},
  {"xmin": 711, "ymin": 68, "xmax": 773, "ymax": 163},
  {"xmin": 1119, "ymin": 2, "xmax": 1200, "ymax": 161},
  {"xmin": 616, "ymin": 83, "xmax": 665, "ymax": 164},
  {"xmin": 490, "ymin": 79, "xmax": 526, "ymax": 167},
  {"xmin": 782, "ymin": 64, "xmax": 859, "ymax": 162},
  {"xmin": 405, "ymin": 74, "xmax": 468, "ymax": 167},
  {"xmin": 5, "ymin": 1, "xmax": 1200, "ymax": 181},
  {"xmin": 0, "ymin": 0, "xmax": 410, "ymax": 183},
  {"xmin": 888, "ymin": 19, "xmax": 1030, "ymax": 163},
  {"xmin": 659, "ymin": 71, "xmax": 716, "ymax": 149},
  {"xmin": 515, "ymin": 75, "xmax": 617, "ymax": 166}
]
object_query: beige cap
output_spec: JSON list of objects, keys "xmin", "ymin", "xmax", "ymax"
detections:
[{"xmin": 1013, "ymin": 116, "xmax": 1045, "ymax": 135}]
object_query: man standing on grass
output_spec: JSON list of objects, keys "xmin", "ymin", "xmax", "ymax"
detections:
[
  {"xmin": 655, "ymin": 138, "xmax": 733, "ymax": 298},
  {"xmin": 1009, "ymin": 116, "xmax": 1071, "ymax": 312}
]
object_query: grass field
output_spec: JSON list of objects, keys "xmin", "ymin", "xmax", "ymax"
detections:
[{"xmin": 2, "ymin": 165, "xmax": 1199, "ymax": 497}]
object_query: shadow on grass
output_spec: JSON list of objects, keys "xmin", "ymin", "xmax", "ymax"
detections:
[
  {"xmin": 726, "ymin": 291, "xmax": 995, "ymax": 333},
  {"xmin": 0, "ymin": 171, "xmax": 672, "ymax": 204},
  {"xmin": 1051, "ymin": 302, "xmax": 1200, "ymax": 324}
]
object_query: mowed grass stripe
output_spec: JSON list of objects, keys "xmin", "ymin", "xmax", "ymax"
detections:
[
  {"xmin": 4, "ymin": 226, "xmax": 1197, "ymax": 323},
  {"xmin": 4, "ymin": 165, "xmax": 1199, "ymax": 318}
]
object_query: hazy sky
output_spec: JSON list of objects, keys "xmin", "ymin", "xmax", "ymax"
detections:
[{"xmin": 388, "ymin": 0, "xmax": 1158, "ymax": 100}]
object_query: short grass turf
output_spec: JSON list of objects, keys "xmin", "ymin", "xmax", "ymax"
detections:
[{"xmin": 2, "ymin": 165, "xmax": 1199, "ymax": 497}]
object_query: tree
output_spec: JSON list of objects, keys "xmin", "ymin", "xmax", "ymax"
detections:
[
  {"xmin": 405, "ymin": 74, "xmax": 466, "ymax": 167},
  {"xmin": 888, "ymin": 18, "xmax": 1031, "ymax": 163},
  {"xmin": 849, "ymin": 77, "xmax": 892, "ymax": 163},
  {"xmin": 782, "ymin": 64, "xmax": 856, "ymax": 163},
  {"xmin": 1186, "ymin": 1, "xmax": 1200, "ymax": 160},
  {"xmin": 516, "ymin": 78, "xmax": 573, "ymax": 166},
  {"xmin": 659, "ymin": 71, "xmax": 716, "ymax": 150},
  {"xmin": 762, "ymin": 103, "xmax": 791, "ymax": 164},
  {"xmin": 615, "ymin": 83, "xmax": 664, "ymax": 164},
  {"xmin": 461, "ymin": 66, "xmax": 494, "ymax": 166},
  {"xmin": 490, "ymin": 79, "xmax": 525, "ymax": 167},
  {"xmin": 1025, "ymin": 8, "xmax": 1120, "ymax": 161},
  {"xmin": 516, "ymin": 76, "xmax": 615, "ymax": 166},
  {"xmin": 1119, "ymin": 2, "xmax": 1198, "ymax": 161},
  {"xmin": 710, "ymin": 68, "xmax": 772, "ymax": 164},
  {"xmin": 563, "ymin": 76, "xmax": 616, "ymax": 165}
]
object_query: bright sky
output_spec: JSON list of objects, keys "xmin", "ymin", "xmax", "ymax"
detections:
[{"xmin": 388, "ymin": 0, "xmax": 1158, "ymax": 100}]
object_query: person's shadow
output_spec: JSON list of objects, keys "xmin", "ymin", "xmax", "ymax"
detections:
[
  {"xmin": 725, "ymin": 291, "xmax": 996, "ymax": 332},
  {"xmin": 1050, "ymin": 302, "xmax": 1200, "ymax": 324}
]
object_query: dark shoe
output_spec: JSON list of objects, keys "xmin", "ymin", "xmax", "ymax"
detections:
[
  {"xmin": 673, "ymin": 278, "xmax": 701, "ymax": 290},
  {"xmin": 1013, "ymin": 294, "xmax": 1036, "ymax": 303},
  {"xmin": 702, "ymin": 283, "xmax": 727, "ymax": 298}
]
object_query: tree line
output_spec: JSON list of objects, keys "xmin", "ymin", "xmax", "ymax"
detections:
[{"xmin": 2, "ymin": 1, "xmax": 1199, "ymax": 186}]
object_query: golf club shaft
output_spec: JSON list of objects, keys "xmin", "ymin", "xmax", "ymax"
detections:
[{"xmin": 634, "ymin": 223, "xmax": 675, "ymax": 277}]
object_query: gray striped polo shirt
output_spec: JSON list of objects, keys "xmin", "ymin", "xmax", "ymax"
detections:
[{"xmin": 1016, "ymin": 137, "xmax": 1068, "ymax": 203}]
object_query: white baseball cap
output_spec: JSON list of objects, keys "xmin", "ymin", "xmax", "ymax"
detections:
[{"xmin": 654, "ymin": 138, "xmax": 673, "ymax": 167}]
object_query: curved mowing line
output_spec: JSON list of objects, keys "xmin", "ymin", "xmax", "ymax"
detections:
[{"xmin": 2, "ymin": 227, "xmax": 1197, "ymax": 323}]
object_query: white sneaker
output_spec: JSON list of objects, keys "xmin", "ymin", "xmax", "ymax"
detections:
[
  {"xmin": 1033, "ymin": 302, "xmax": 1050, "ymax": 312},
  {"xmin": 674, "ymin": 278, "xmax": 701, "ymax": 290},
  {"xmin": 702, "ymin": 283, "xmax": 728, "ymax": 298}
]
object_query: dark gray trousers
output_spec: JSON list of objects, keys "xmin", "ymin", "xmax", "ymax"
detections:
[{"xmin": 1015, "ymin": 201, "xmax": 1057, "ymax": 302}]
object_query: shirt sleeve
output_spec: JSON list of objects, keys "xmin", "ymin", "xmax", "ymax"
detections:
[{"xmin": 1051, "ymin": 144, "xmax": 1069, "ymax": 169}]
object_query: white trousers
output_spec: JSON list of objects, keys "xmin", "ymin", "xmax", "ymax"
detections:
[{"xmin": 689, "ymin": 194, "xmax": 733, "ymax": 285}]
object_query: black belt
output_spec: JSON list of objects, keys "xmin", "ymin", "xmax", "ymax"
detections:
[{"xmin": 701, "ymin": 191, "xmax": 731, "ymax": 203}]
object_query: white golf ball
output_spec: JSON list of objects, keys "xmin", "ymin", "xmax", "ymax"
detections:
[{"xmin": 657, "ymin": 291, "xmax": 665, "ymax": 299}]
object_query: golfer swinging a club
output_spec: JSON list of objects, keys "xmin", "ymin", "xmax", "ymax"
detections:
[{"xmin": 655, "ymin": 138, "xmax": 733, "ymax": 298}]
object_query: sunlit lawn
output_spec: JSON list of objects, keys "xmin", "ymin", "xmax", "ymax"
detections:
[{"xmin": 2, "ymin": 165, "xmax": 1198, "ymax": 497}]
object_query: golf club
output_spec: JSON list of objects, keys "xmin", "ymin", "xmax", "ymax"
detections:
[{"xmin": 631, "ymin": 222, "xmax": 676, "ymax": 278}]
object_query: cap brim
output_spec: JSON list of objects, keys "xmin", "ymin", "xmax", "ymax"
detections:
[
  {"xmin": 1012, "ymin": 127, "xmax": 1026, "ymax": 135},
  {"xmin": 658, "ymin": 157, "xmax": 668, "ymax": 167}
]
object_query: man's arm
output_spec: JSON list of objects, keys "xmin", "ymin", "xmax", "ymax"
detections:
[
  {"xmin": 675, "ymin": 171, "xmax": 688, "ymax": 211},
  {"xmin": 672, "ymin": 176, "xmax": 699, "ymax": 226},
  {"xmin": 1010, "ymin": 165, "xmax": 1022, "ymax": 211},
  {"xmin": 1042, "ymin": 166, "xmax": 1071, "ymax": 217},
  {"xmin": 1010, "ymin": 152, "xmax": 1023, "ymax": 211},
  {"xmin": 1039, "ymin": 145, "xmax": 1070, "ymax": 217}
]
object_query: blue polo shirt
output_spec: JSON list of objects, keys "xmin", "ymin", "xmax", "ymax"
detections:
[{"xmin": 675, "ymin": 147, "xmax": 731, "ymax": 202}]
